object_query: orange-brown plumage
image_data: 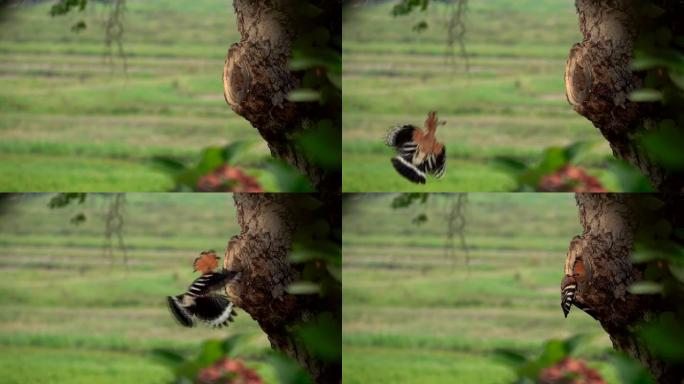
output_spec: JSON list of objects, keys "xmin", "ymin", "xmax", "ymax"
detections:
[
  {"xmin": 193, "ymin": 250, "xmax": 220, "ymax": 274},
  {"xmin": 386, "ymin": 111, "xmax": 447, "ymax": 183}
]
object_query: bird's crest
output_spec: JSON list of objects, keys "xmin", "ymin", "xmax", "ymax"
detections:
[{"xmin": 194, "ymin": 250, "xmax": 219, "ymax": 274}]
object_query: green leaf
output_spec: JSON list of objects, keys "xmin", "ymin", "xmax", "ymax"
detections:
[
  {"xmin": 221, "ymin": 334, "xmax": 250, "ymax": 357},
  {"xmin": 287, "ymin": 89, "xmax": 321, "ymax": 102},
  {"xmin": 150, "ymin": 156, "xmax": 187, "ymax": 174},
  {"xmin": 286, "ymin": 281, "xmax": 321, "ymax": 295},
  {"xmin": 536, "ymin": 147, "xmax": 568, "ymax": 174},
  {"xmin": 639, "ymin": 314, "xmax": 684, "ymax": 361},
  {"xmin": 150, "ymin": 348, "xmax": 185, "ymax": 368},
  {"xmin": 491, "ymin": 156, "xmax": 528, "ymax": 175},
  {"xmin": 564, "ymin": 140, "xmax": 598, "ymax": 164},
  {"xmin": 629, "ymin": 89, "xmax": 663, "ymax": 102},
  {"xmin": 628, "ymin": 281, "xmax": 663, "ymax": 294},
  {"xmin": 608, "ymin": 159, "xmax": 655, "ymax": 192},
  {"xmin": 196, "ymin": 339, "xmax": 224, "ymax": 366},
  {"xmin": 611, "ymin": 353, "xmax": 655, "ymax": 384},
  {"xmin": 326, "ymin": 263, "xmax": 341, "ymax": 282},
  {"xmin": 293, "ymin": 313, "xmax": 341, "ymax": 361},
  {"xmin": 222, "ymin": 140, "xmax": 254, "ymax": 165},
  {"xmin": 536, "ymin": 339, "xmax": 568, "ymax": 367},
  {"xmin": 492, "ymin": 349, "xmax": 528, "ymax": 368},
  {"xmin": 196, "ymin": 147, "xmax": 225, "ymax": 174},
  {"xmin": 267, "ymin": 160, "xmax": 313, "ymax": 192},
  {"xmin": 294, "ymin": 120, "xmax": 340, "ymax": 169},
  {"xmin": 668, "ymin": 264, "xmax": 684, "ymax": 283},
  {"xmin": 268, "ymin": 352, "xmax": 313, "ymax": 384}
]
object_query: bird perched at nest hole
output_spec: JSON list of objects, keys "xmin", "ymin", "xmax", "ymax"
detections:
[
  {"xmin": 167, "ymin": 250, "xmax": 239, "ymax": 328},
  {"xmin": 386, "ymin": 111, "xmax": 446, "ymax": 184}
]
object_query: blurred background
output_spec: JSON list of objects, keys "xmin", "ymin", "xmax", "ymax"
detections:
[
  {"xmin": 0, "ymin": 0, "xmax": 301, "ymax": 191},
  {"xmin": 342, "ymin": 1, "xmax": 621, "ymax": 192},
  {"xmin": 342, "ymin": 193, "xmax": 618, "ymax": 383},
  {"xmin": 0, "ymin": 194, "xmax": 274, "ymax": 383}
]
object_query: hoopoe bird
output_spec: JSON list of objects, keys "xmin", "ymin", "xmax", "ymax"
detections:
[
  {"xmin": 167, "ymin": 250, "xmax": 239, "ymax": 328},
  {"xmin": 560, "ymin": 236, "xmax": 596, "ymax": 319},
  {"xmin": 386, "ymin": 111, "xmax": 446, "ymax": 184}
]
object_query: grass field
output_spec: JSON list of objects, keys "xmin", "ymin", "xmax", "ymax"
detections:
[
  {"xmin": 342, "ymin": 1, "xmax": 617, "ymax": 192},
  {"xmin": 0, "ymin": 1, "xmax": 279, "ymax": 191},
  {"xmin": 0, "ymin": 194, "xmax": 275, "ymax": 383},
  {"xmin": 342, "ymin": 194, "xmax": 619, "ymax": 383}
]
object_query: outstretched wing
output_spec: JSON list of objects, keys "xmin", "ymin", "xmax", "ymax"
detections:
[
  {"xmin": 167, "ymin": 295, "xmax": 194, "ymax": 327},
  {"xmin": 386, "ymin": 125, "xmax": 416, "ymax": 147},
  {"xmin": 391, "ymin": 156, "xmax": 426, "ymax": 184},
  {"xmin": 424, "ymin": 146, "xmax": 446, "ymax": 178},
  {"xmin": 191, "ymin": 295, "xmax": 237, "ymax": 328},
  {"xmin": 186, "ymin": 270, "xmax": 238, "ymax": 296}
]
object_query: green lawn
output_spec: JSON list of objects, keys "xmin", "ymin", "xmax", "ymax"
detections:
[
  {"xmin": 342, "ymin": 1, "xmax": 616, "ymax": 192},
  {"xmin": 0, "ymin": 194, "xmax": 276, "ymax": 383},
  {"xmin": 342, "ymin": 194, "xmax": 620, "ymax": 383},
  {"xmin": 0, "ymin": 1, "xmax": 274, "ymax": 191}
]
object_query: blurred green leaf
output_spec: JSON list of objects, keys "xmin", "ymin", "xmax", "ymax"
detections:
[
  {"xmin": 196, "ymin": 147, "xmax": 224, "ymax": 175},
  {"xmin": 628, "ymin": 281, "xmax": 663, "ymax": 294},
  {"xmin": 267, "ymin": 160, "xmax": 313, "ymax": 192},
  {"xmin": 629, "ymin": 89, "xmax": 663, "ymax": 102},
  {"xmin": 221, "ymin": 334, "xmax": 250, "ymax": 357},
  {"xmin": 222, "ymin": 140, "xmax": 255, "ymax": 164},
  {"xmin": 639, "ymin": 313, "xmax": 684, "ymax": 361},
  {"xmin": 608, "ymin": 159, "xmax": 655, "ymax": 192},
  {"xmin": 536, "ymin": 339, "xmax": 568, "ymax": 367},
  {"xmin": 295, "ymin": 120, "xmax": 340, "ymax": 169},
  {"xmin": 293, "ymin": 313, "xmax": 341, "ymax": 362},
  {"xmin": 639, "ymin": 125, "xmax": 684, "ymax": 170},
  {"xmin": 564, "ymin": 140, "xmax": 598, "ymax": 164},
  {"xmin": 268, "ymin": 352, "xmax": 313, "ymax": 384},
  {"xmin": 492, "ymin": 349, "xmax": 528, "ymax": 368},
  {"xmin": 492, "ymin": 156, "xmax": 528, "ymax": 175},
  {"xmin": 536, "ymin": 147, "xmax": 568, "ymax": 174},
  {"xmin": 611, "ymin": 353, "xmax": 655, "ymax": 384},
  {"xmin": 150, "ymin": 348, "xmax": 185, "ymax": 368},
  {"xmin": 286, "ymin": 281, "xmax": 321, "ymax": 295},
  {"xmin": 668, "ymin": 264, "xmax": 684, "ymax": 283},
  {"xmin": 150, "ymin": 156, "xmax": 187, "ymax": 174},
  {"xmin": 326, "ymin": 263, "xmax": 341, "ymax": 282},
  {"xmin": 196, "ymin": 339, "xmax": 224, "ymax": 366},
  {"xmin": 287, "ymin": 89, "xmax": 321, "ymax": 102}
]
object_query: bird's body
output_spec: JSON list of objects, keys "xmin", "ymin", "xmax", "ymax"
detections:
[
  {"xmin": 167, "ymin": 250, "xmax": 239, "ymax": 328},
  {"xmin": 386, "ymin": 111, "xmax": 446, "ymax": 184},
  {"xmin": 560, "ymin": 237, "xmax": 596, "ymax": 319}
]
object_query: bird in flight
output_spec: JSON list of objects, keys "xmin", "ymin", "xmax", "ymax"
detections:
[
  {"xmin": 167, "ymin": 250, "xmax": 239, "ymax": 328},
  {"xmin": 386, "ymin": 111, "xmax": 446, "ymax": 184}
]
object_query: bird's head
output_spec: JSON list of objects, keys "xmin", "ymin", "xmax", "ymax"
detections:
[{"xmin": 193, "ymin": 250, "xmax": 220, "ymax": 274}]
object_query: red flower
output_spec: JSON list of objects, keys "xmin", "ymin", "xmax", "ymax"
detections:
[
  {"xmin": 197, "ymin": 165, "xmax": 263, "ymax": 192},
  {"xmin": 539, "ymin": 357, "xmax": 607, "ymax": 384},
  {"xmin": 197, "ymin": 357, "xmax": 264, "ymax": 384},
  {"xmin": 538, "ymin": 165, "xmax": 606, "ymax": 192}
]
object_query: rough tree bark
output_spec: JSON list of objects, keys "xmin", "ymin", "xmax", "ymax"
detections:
[
  {"xmin": 565, "ymin": 0, "xmax": 683, "ymax": 191},
  {"xmin": 566, "ymin": 193, "xmax": 684, "ymax": 383},
  {"xmin": 223, "ymin": 193, "xmax": 340, "ymax": 384},
  {"xmin": 224, "ymin": 1, "xmax": 340, "ymax": 192}
]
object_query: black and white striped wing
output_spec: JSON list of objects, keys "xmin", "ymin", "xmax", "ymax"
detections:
[
  {"xmin": 186, "ymin": 271, "xmax": 237, "ymax": 296},
  {"xmin": 391, "ymin": 156, "xmax": 426, "ymax": 184},
  {"xmin": 167, "ymin": 295, "xmax": 195, "ymax": 327},
  {"xmin": 191, "ymin": 295, "xmax": 237, "ymax": 328},
  {"xmin": 424, "ymin": 147, "xmax": 446, "ymax": 179},
  {"xmin": 386, "ymin": 125, "xmax": 416, "ymax": 148}
]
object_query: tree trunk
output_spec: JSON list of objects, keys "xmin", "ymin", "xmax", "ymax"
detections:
[
  {"xmin": 565, "ymin": 0, "xmax": 683, "ymax": 191},
  {"xmin": 568, "ymin": 193, "xmax": 684, "ymax": 383},
  {"xmin": 224, "ymin": 193, "xmax": 340, "ymax": 384},
  {"xmin": 224, "ymin": 1, "xmax": 340, "ymax": 192}
]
